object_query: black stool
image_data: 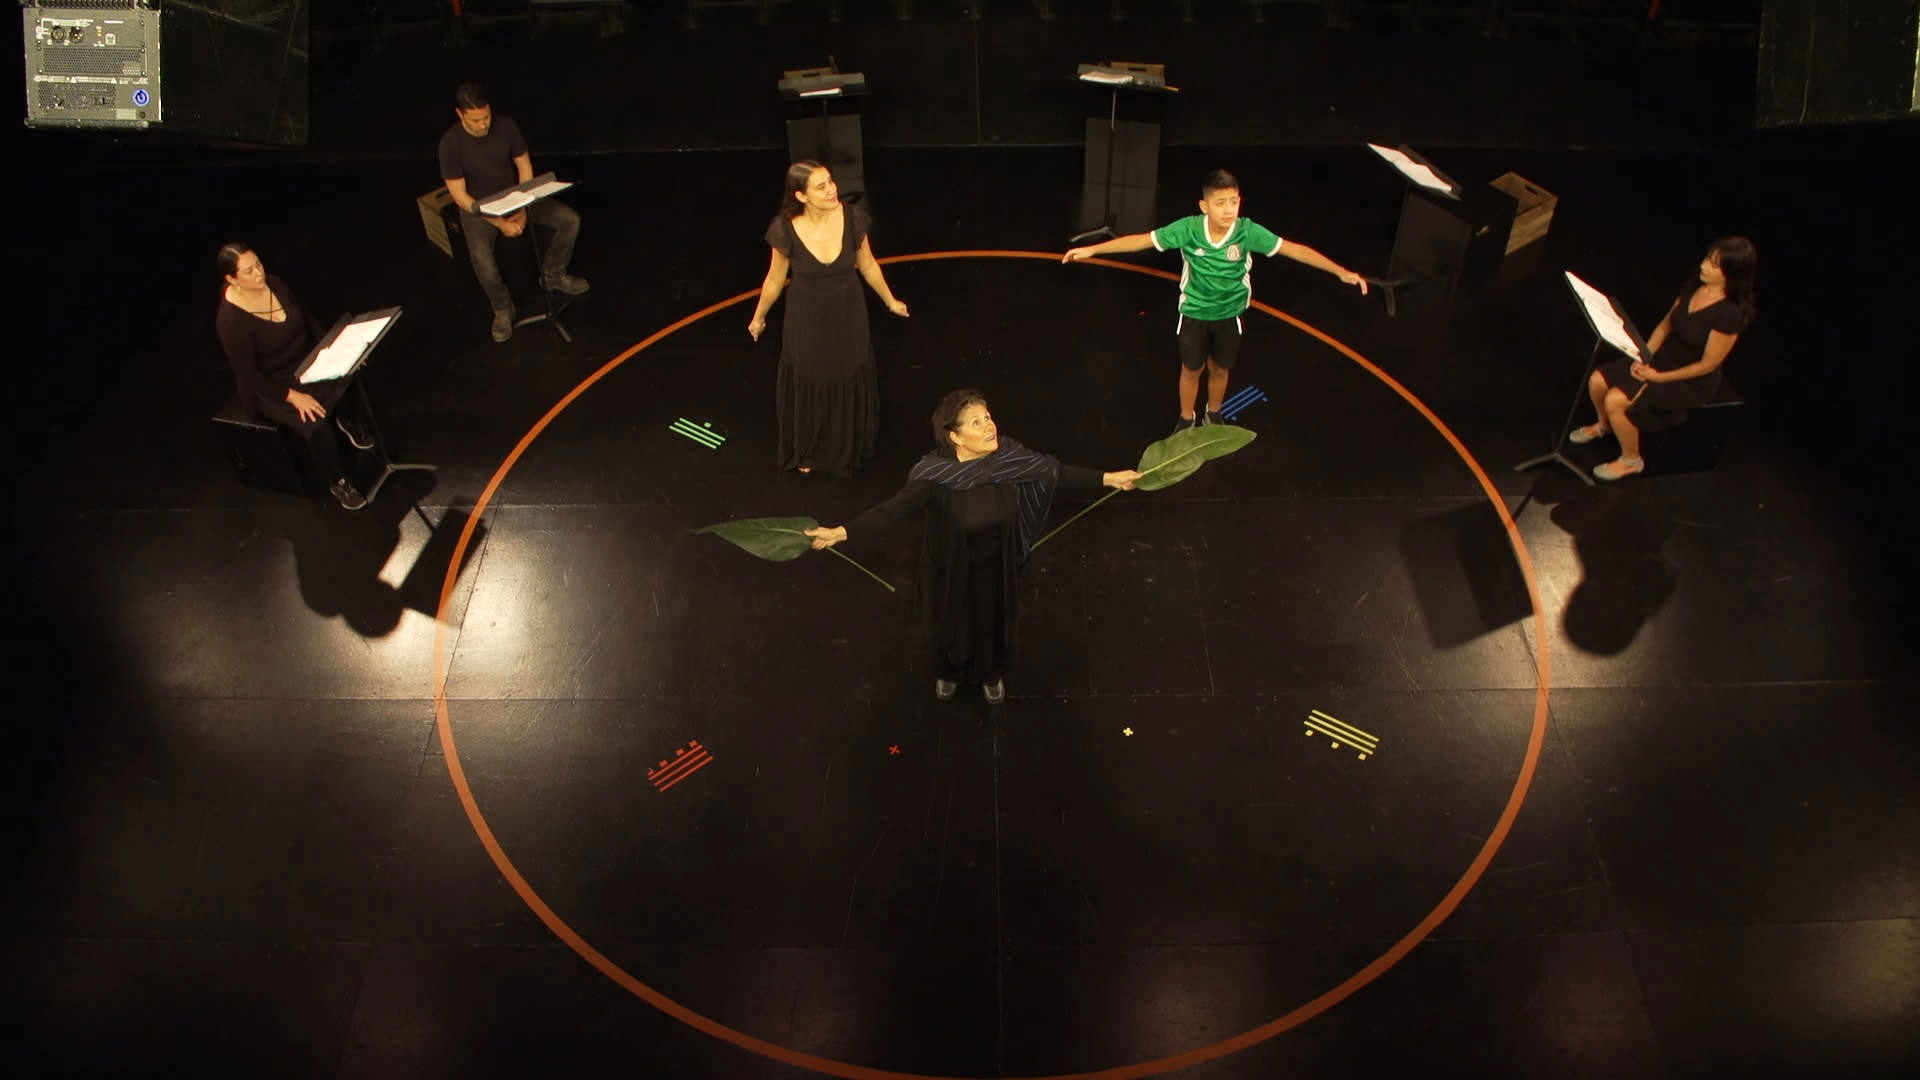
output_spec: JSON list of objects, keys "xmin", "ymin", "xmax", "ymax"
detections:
[
  {"xmin": 1649, "ymin": 378, "xmax": 1748, "ymax": 473},
  {"xmin": 211, "ymin": 393, "xmax": 315, "ymax": 495}
]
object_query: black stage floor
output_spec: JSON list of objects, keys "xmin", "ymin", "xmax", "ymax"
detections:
[{"xmin": 6, "ymin": 20, "xmax": 1920, "ymax": 1078}]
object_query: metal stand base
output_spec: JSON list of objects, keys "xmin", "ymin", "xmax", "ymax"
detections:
[
  {"xmin": 343, "ymin": 381, "xmax": 439, "ymax": 508},
  {"xmin": 1512, "ymin": 448, "xmax": 1593, "ymax": 486},
  {"xmin": 515, "ymin": 224, "xmax": 574, "ymax": 343},
  {"xmin": 514, "ymin": 293, "xmax": 573, "ymax": 343},
  {"xmin": 1071, "ymin": 87, "xmax": 1122, "ymax": 246},
  {"xmin": 359, "ymin": 461, "xmax": 439, "ymax": 505},
  {"xmin": 1514, "ymin": 339, "xmax": 1602, "ymax": 486},
  {"xmin": 1365, "ymin": 276, "xmax": 1417, "ymax": 317}
]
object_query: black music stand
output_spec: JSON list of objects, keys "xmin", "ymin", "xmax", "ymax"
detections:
[
  {"xmin": 1374, "ymin": 143, "xmax": 1515, "ymax": 315},
  {"xmin": 1514, "ymin": 273, "xmax": 1654, "ymax": 486},
  {"xmin": 1071, "ymin": 63, "xmax": 1177, "ymax": 245},
  {"xmin": 476, "ymin": 171, "xmax": 577, "ymax": 343},
  {"xmin": 296, "ymin": 306, "xmax": 437, "ymax": 506},
  {"xmin": 779, "ymin": 66, "xmax": 868, "ymax": 205},
  {"xmin": 1366, "ymin": 144, "xmax": 1459, "ymax": 316}
]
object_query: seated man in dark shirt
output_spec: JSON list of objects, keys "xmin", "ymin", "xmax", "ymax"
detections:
[{"xmin": 437, "ymin": 81, "xmax": 588, "ymax": 342}]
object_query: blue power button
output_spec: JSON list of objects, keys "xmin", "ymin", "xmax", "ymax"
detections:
[{"xmin": 132, "ymin": 88, "xmax": 149, "ymax": 107}]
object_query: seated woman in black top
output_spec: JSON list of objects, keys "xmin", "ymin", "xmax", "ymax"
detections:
[
  {"xmin": 214, "ymin": 243, "xmax": 371, "ymax": 509},
  {"xmin": 1572, "ymin": 236, "xmax": 1757, "ymax": 481},
  {"xmin": 805, "ymin": 389, "xmax": 1141, "ymax": 704}
]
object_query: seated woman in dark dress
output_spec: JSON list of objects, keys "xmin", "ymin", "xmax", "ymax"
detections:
[
  {"xmin": 214, "ymin": 242, "xmax": 371, "ymax": 509},
  {"xmin": 805, "ymin": 390, "xmax": 1140, "ymax": 704},
  {"xmin": 1572, "ymin": 236, "xmax": 1757, "ymax": 481}
]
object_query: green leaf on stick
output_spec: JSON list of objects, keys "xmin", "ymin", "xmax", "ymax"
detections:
[
  {"xmin": 692, "ymin": 516, "xmax": 819, "ymax": 561},
  {"xmin": 1132, "ymin": 423, "xmax": 1258, "ymax": 490},
  {"xmin": 692, "ymin": 515, "xmax": 895, "ymax": 592},
  {"xmin": 1029, "ymin": 424, "xmax": 1256, "ymax": 550}
]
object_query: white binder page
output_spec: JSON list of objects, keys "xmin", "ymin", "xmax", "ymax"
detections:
[
  {"xmin": 1367, "ymin": 143, "xmax": 1452, "ymax": 193},
  {"xmin": 300, "ymin": 315, "xmax": 392, "ymax": 383},
  {"xmin": 1564, "ymin": 272, "xmax": 1643, "ymax": 359}
]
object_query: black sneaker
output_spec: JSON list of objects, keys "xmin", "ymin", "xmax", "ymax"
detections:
[
  {"xmin": 335, "ymin": 413, "xmax": 375, "ymax": 451},
  {"xmin": 329, "ymin": 478, "xmax": 368, "ymax": 511},
  {"xmin": 982, "ymin": 677, "xmax": 1005, "ymax": 705},
  {"xmin": 934, "ymin": 678, "xmax": 959, "ymax": 702},
  {"xmin": 1173, "ymin": 414, "xmax": 1198, "ymax": 435},
  {"xmin": 1203, "ymin": 408, "xmax": 1228, "ymax": 427}
]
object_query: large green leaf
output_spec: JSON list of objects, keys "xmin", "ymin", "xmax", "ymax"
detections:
[
  {"xmin": 1132, "ymin": 424, "xmax": 1257, "ymax": 490},
  {"xmin": 692, "ymin": 515, "xmax": 896, "ymax": 592},
  {"xmin": 691, "ymin": 516, "xmax": 819, "ymax": 561},
  {"xmin": 1030, "ymin": 424, "xmax": 1257, "ymax": 551}
]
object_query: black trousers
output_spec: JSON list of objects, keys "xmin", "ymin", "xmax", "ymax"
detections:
[
  {"xmin": 252, "ymin": 377, "xmax": 355, "ymax": 486},
  {"xmin": 458, "ymin": 199, "xmax": 582, "ymax": 313}
]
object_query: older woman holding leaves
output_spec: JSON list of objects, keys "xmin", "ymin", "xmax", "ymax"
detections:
[{"xmin": 806, "ymin": 390, "xmax": 1139, "ymax": 704}]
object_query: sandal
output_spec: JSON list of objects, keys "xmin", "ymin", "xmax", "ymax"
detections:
[
  {"xmin": 1568, "ymin": 423, "xmax": 1609, "ymax": 445},
  {"xmin": 1592, "ymin": 457, "xmax": 1645, "ymax": 482}
]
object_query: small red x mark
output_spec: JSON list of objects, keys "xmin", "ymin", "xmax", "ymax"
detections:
[{"xmin": 889, "ymin": 745, "xmax": 901, "ymax": 755}]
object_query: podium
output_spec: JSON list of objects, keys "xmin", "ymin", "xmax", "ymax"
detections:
[
  {"xmin": 1369, "ymin": 144, "xmax": 1516, "ymax": 314},
  {"xmin": 1514, "ymin": 272, "xmax": 1654, "ymax": 486},
  {"xmin": 296, "ymin": 307, "xmax": 437, "ymax": 506},
  {"xmin": 476, "ymin": 171, "xmax": 578, "ymax": 343},
  {"xmin": 1071, "ymin": 62, "xmax": 1176, "ymax": 244},
  {"xmin": 780, "ymin": 66, "xmax": 867, "ymax": 205}
]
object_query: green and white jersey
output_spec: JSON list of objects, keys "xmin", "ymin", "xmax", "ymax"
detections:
[{"xmin": 1150, "ymin": 215, "xmax": 1285, "ymax": 320}]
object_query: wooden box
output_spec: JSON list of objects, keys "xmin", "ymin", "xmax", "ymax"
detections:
[
  {"xmin": 1489, "ymin": 172, "xmax": 1555, "ymax": 254},
  {"xmin": 417, "ymin": 186, "xmax": 462, "ymax": 258}
]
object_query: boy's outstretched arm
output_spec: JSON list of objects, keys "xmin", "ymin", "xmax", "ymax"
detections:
[
  {"xmin": 1063, "ymin": 232, "xmax": 1157, "ymax": 263},
  {"xmin": 1277, "ymin": 241, "xmax": 1370, "ymax": 294}
]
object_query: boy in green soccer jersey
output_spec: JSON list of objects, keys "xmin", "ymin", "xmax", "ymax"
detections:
[{"xmin": 1064, "ymin": 169, "xmax": 1369, "ymax": 432}]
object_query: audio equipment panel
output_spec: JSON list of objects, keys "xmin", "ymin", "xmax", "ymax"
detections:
[{"xmin": 23, "ymin": 1, "xmax": 161, "ymax": 129}]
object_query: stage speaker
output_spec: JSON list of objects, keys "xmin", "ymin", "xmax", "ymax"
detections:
[
  {"xmin": 1756, "ymin": 0, "xmax": 1919, "ymax": 126},
  {"xmin": 22, "ymin": 0, "xmax": 308, "ymax": 145},
  {"xmin": 23, "ymin": 1, "xmax": 161, "ymax": 128}
]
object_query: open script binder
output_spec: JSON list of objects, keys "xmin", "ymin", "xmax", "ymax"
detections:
[
  {"xmin": 1512, "ymin": 273, "xmax": 1654, "ymax": 485},
  {"xmin": 1367, "ymin": 143, "xmax": 1460, "ymax": 199},
  {"xmin": 296, "ymin": 306, "xmax": 402, "ymax": 384},
  {"xmin": 1564, "ymin": 271, "xmax": 1652, "ymax": 362},
  {"xmin": 475, "ymin": 171, "xmax": 574, "ymax": 217}
]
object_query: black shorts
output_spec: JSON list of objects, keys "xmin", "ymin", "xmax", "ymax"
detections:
[{"xmin": 1176, "ymin": 314, "xmax": 1244, "ymax": 371}]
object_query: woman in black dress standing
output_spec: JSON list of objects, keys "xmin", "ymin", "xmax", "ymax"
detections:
[
  {"xmin": 214, "ymin": 243, "xmax": 372, "ymax": 509},
  {"xmin": 1572, "ymin": 236, "xmax": 1757, "ymax": 480},
  {"xmin": 804, "ymin": 390, "xmax": 1140, "ymax": 704},
  {"xmin": 747, "ymin": 160, "xmax": 910, "ymax": 475}
]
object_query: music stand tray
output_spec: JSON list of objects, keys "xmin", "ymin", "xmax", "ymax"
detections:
[
  {"xmin": 1367, "ymin": 142, "xmax": 1519, "ymax": 317},
  {"xmin": 1071, "ymin": 62, "xmax": 1178, "ymax": 245},
  {"xmin": 476, "ymin": 171, "xmax": 578, "ymax": 343},
  {"xmin": 1370, "ymin": 142, "xmax": 1463, "ymax": 201},
  {"xmin": 297, "ymin": 306, "xmax": 403, "ymax": 384},
  {"xmin": 297, "ymin": 307, "xmax": 437, "ymax": 506},
  {"xmin": 777, "ymin": 68, "xmax": 868, "ymax": 100},
  {"xmin": 779, "ymin": 67, "xmax": 870, "ymax": 204},
  {"xmin": 1362, "ymin": 144, "xmax": 1458, "ymax": 316},
  {"xmin": 1514, "ymin": 273, "xmax": 1654, "ymax": 486}
]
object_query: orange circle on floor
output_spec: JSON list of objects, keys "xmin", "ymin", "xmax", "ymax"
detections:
[{"xmin": 430, "ymin": 251, "xmax": 1552, "ymax": 1079}]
